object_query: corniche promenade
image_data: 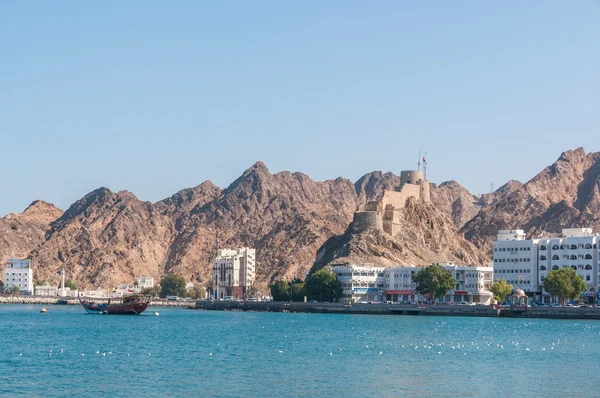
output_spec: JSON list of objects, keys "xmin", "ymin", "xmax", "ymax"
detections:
[{"xmin": 195, "ymin": 300, "xmax": 600, "ymax": 320}]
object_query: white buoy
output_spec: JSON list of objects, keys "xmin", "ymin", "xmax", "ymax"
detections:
[
  {"xmin": 154, "ymin": 312, "xmax": 159, "ymax": 316},
  {"xmin": 278, "ymin": 350, "xmax": 283, "ymax": 353},
  {"xmin": 81, "ymin": 354, "xmax": 85, "ymax": 356},
  {"xmin": 378, "ymin": 352, "xmax": 383, "ymax": 355},
  {"xmin": 209, "ymin": 353, "xmax": 212, "ymax": 356},
  {"xmin": 40, "ymin": 308, "xmax": 47, "ymax": 313}
]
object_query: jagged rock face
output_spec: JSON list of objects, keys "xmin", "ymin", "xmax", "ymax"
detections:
[
  {"xmin": 462, "ymin": 148, "xmax": 600, "ymax": 252},
  {"xmin": 429, "ymin": 181, "xmax": 482, "ymax": 228},
  {"xmin": 0, "ymin": 201, "xmax": 63, "ymax": 274},
  {"xmin": 155, "ymin": 181, "xmax": 222, "ymax": 229},
  {"xmin": 355, "ymin": 171, "xmax": 402, "ymax": 203},
  {"xmin": 165, "ymin": 162, "xmax": 360, "ymax": 288},
  {"xmin": 29, "ymin": 188, "xmax": 175, "ymax": 288},
  {"xmin": 479, "ymin": 180, "xmax": 523, "ymax": 206},
  {"xmin": 312, "ymin": 197, "xmax": 489, "ymax": 271},
  {"xmin": 13, "ymin": 149, "xmax": 598, "ymax": 290}
]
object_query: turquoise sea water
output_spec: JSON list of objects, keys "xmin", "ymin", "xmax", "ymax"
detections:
[{"xmin": 1, "ymin": 305, "xmax": 598, "ymax": 397}]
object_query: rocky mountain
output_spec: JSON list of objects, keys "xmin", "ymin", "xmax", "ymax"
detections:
[
  {"xmin": 429, "ymin": 181, "xmax": 482, "ymax": 228},
  {"xmin": 354, "ymin": 171, "xmax": 402, "ymax": 203},
  {"xmin": 29, "ymin": 188, "xmax": 175, "ymax": 288},
  {"xmin": 7, "ymin": 148, "xmax": 599, "ymax": 291},
  {"xmin": 462, "ymin": 148, "xmax": 600, "ymax": 251},
  {"xmin": 0, "ymin": 201, "xmax": 62, "ymax": 273},
  {"xmin": 155, "ymin": 181, "xmax": 222, "ymax": 228},
  {"xmin": 162, "ymin": 162, "xmax": 360, "ymax": 289},
  {"xmin": 311, "ymin": 197, "xmax": 489, "ymax": 272}
]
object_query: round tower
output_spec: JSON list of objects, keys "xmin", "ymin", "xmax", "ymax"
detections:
[
  {"xmin": 400, "ymin": 170, "xmax": 424, "ymax": 185},
  {"xmin": 352, "ymin": 211, "xmax": 383, "ymax": 233},
  {"xmin": 419, "ymin": 181, "xmax": 431, "ymax": 202}
]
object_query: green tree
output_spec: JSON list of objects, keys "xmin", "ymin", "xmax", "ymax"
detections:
[
  {"xmin": 188, "ymin": 283, "xmax": 206, "ymax": 299},
  {"xmin": 160, "ymin": 274, "xmax": 187, "ymax": 298},
  {"xmin": 270, "ymin": 281, "xmax": 290, "ymax": 301},
  {"xmin": 305, "ymin": 270, "xmax": 342, "ymax": 302},
  {"xmin": 542, "ymin": 268, "xmax": 586, "ymax": 306},
  {"xmin": 12, "ymin": 285, "xmax": 21, "ymax": 295},
  {"xmin": 490, "ymin": 279, "xmax": 513, "ymax": 305},
  {"xmin": 64, "ymin": 280, "xmax": 77, "ymax": 290},
  {"xmin": 291, "ymin": 282, "xmax": 306, "ymax": 302},
  {"xmin": 413, "ymin": 264, "xmax": 456, "ymax": 304}
]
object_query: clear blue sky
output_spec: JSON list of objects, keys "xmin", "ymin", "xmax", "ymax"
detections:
[{"xmin": 1, "ymin": 1, "xmax": 598, "ymax": 215}]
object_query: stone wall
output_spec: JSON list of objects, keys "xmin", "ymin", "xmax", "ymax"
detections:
[{"xmin": 352, "ymin": 211, "xmax": 383, "ymax": 233}]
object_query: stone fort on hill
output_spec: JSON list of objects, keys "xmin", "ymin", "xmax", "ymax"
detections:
[{"xmin": 353, "ymin": 170, "xmax": 430, "ymax": 236}]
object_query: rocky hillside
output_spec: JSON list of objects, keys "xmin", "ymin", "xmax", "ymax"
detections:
[
  {"xmin": 29, "ymin": 188, "xmax": 176, "ymax": 288},
  {"xmin": 462, "ymin": 148, "xmax": 600, "ymax": 251},
  {"xmin": 7, "ymin": 148, "xmax": 599, "ymax": 290},
  {"xmin": 311, "ymin": 197, "xmax": 489, "ymax": 271},
  {"xmin": 429, "ymin": 181, "xmax": 482, "ymax": 228},
  {"xmin": 0, "ymin": 201, "xmax": 62, "ymax": 275},
  {"xmin": 162, "ymin": 162, "xmax": 359, "ymax": 288}
]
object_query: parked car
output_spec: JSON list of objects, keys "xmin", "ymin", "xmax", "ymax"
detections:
[{"xmin": 551, "ymin": 303, "xmax": 561, "ymax": 307}]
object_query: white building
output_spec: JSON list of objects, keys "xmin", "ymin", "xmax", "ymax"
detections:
[
  {"xmin": 3, "ymin": 259, "xmax": 33, "ymax": 294},
  {"xmin": 137, "ymin": 276, "xmax": 154, "ymax": 289},
  {"xmin": 493, "ymin": 228, "xmax": 600, "ymax": 304},
  {"xmin": 35, "ymin": 285, "xmax": 58, "ymax": 296},
  {"xmin": 332, "ymin": 263, "xmax": 493, "ymax": 304},
  {"xmin": 213, "ymin": 248, "xmax": 256, "ymax": 299},
  {"xmin": 492, "ymin": 230, "xmax": 538, "ymax": 299}
]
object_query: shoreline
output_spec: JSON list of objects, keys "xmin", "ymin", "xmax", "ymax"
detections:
[
  {"xmin": 195, "ymin": 300, "xmax": 600, "ymax": 320},
  {"xmin": 0, "ymin": 296, "xmax": 194, "ymax": 307}
]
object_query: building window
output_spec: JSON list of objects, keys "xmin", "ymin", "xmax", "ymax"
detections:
[
  {"xmin": 571, "ymin": 265, "xmax": 577, "ymax": 270},
  {"xmin": 552, "ymin": 265, "xmax": 559, "ymax": 270},
  {"xmin": 585, "ymin": 244, "xmax": 593, "ymax": 249},
  {"xmin": 540, "ymin": 266, "xmax": 546, "ymax": 270},
  {"xmin": 570, "ymin": 244, "xmax": 577, "ymax": 250},
  {"xmin": 585, "ymin": 264, "xmax": 593, "ymax": 270},
  {"xmin": 570, "ymin": 255, "xmax": 577, "ymax": 260},
  {"xmin": 540, "ymin": 256, "xmax": 547, "ymax": 261},
  {"xmin": 587, "ymin": 275, "xmax": 591, "ymax": 281},
  {"xmin": 540, "ymin": 245, "xmax": 547, "ymax": 250},
  {"xmin": 552, "ymin": 245, "xmax": 559, "ymax": 250},
  {"xmin": 585, "ymin": 254, "xmax": 593, "ymax": 260}
]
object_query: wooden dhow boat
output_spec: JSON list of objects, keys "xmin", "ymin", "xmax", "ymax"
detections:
[{"xmin": 79, "ymin": 294, "xmax": 151, "ymax": 315}]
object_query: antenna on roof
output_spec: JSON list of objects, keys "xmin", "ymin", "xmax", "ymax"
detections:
[{"xmin": 417, "ymin": 146, "xmax": 422, "ymax": 171}]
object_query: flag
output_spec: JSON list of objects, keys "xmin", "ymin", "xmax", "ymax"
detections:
[{"xmin": 422, "ymin": 157, "xmax": 427, "ymax": 164}]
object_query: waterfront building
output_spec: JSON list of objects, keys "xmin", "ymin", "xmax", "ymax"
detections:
[
  {"xmin": 137, "ymin": 276, "xmax": 154, "ymax": 289},
  {"xmin": 332, "ymin": 264, "xmax": 386, "ymax": 303},
  {"xmin": 493, "ymin": 228, "xmax": 600, "ymax": 303},
  {"xmin": 212, "ymin": 247, "xmax": 256, "ymax": 299},
  {"xmin": 492, "ymin": 230, "xmax": 538, "ymax": 299},
  {"xmin": 332, "ymin": 263, "xmax": 493, "ymax": 304},
  {"xmin": 35, "ymin": 285, "xmax": 58, "ymax": 296},
  {"xmin": 3, "ymin": 259, "xmax": 33, "ymax": 294}
]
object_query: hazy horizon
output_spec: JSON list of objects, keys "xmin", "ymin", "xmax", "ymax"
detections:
[{"xmin": 2, "ymin": 2, "xmax": 598, "ymax": 215}]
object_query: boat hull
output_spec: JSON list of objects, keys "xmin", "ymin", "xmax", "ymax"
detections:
[{"xmin": 80, "ymin": 298, "xmax": 150, "ymax": 315}]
